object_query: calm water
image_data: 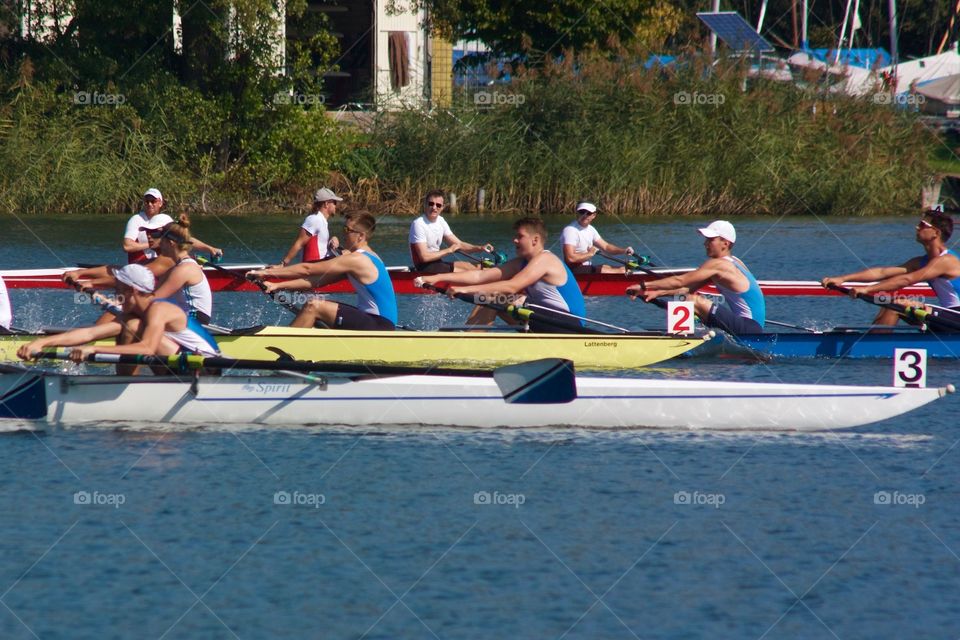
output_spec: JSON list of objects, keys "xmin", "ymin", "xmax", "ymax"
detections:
[{"xmin": 1, "ymin": 214, "xmax": 959, "ymax": 638}]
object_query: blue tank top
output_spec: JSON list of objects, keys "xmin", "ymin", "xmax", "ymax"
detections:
[
  {"xmin": 347, "ymin": 250, "xmax": 399, "ymax": 325},
  {"xmin": 920, "ymin": 249, "xmax": 960, "ymax": 308},
  {"xmin": 714, "ymin": 257, "xmax": 766, "ymax": 327},
  {"xmin": 521, "ymin": 253, "xmax": 586, "ymax": 324}
]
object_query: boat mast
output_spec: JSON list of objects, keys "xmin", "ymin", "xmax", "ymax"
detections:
[
  {"xmin": 709, "ymin": 0, "xmax": 721, "ymax": 55},
  {"xmin": 756, "ymin": 0, "xmax": 769, "ymax": 32},
  {"xmin": 801, "ymin": 0, "xmax": 808, "ymax": 49},
  {"xmin": 888, "ymin": 0, "xmax": 899, "ymax": 81},
  {"xmin": 835, "ymin": 0, "xmax": 853, "ymax": 64}
]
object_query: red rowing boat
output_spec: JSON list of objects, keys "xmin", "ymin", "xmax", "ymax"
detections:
[{"xmin": 0, "ymin": 266, "xmax": 938, "ymax": 297}]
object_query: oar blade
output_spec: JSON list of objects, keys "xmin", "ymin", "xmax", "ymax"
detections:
[{"xmin": 492, "ymin": 358, "xmax": 577, "ymax": 404}]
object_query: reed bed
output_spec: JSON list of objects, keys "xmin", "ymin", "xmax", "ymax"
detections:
[{"xmin": 354, "ymin": 51, "xmax": 934, "ymax": 217}]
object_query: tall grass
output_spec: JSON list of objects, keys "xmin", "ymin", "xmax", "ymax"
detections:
[
  {"xmin": 356, "ymin": 51, "xmax": 935, "ymax": 216},
  {"xmin": 0, "ymin": 83, "xmax": 186, "ymax": 214}
]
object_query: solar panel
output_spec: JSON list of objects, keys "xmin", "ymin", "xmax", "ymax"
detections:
[{"xmin": 697, "ymin": 12, "xmax": 775, "ymax": 53}]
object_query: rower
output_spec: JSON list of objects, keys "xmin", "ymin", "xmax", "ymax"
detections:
[
  {"xmin": 149, "ymin": 215, "xmax": 214, "ymax": 325},
  {"xmin": 416, "ymin": 216, "xmax": 586, "ymax": 333},
  {"xmin": 821, "ymin": 209, "xmax": 960, "ymax": 327},
  {"xmin": 0, "ymin": 274, "xmax": 10, "ymax": 331},
  {"xmin": 561, "ymin": 201, "xmax": 634, "ymax": 274},
  {"xmin": 627, "ymin": 220, "xmax": 765, "ymax": 335},
  {"xmin": 123, "ymin": 188, "xmax": 222, "ymax": 264},
  {"xmin": 248, "ymin": 211, "xmax": 398, "ymax": 330},
  {"xmin": 275, "ymin": 187, "xmax": 343, "ymax": 267},
  {"xmin": 409, "ymin": 190, "xmax": 494, "ymax": 273},
  {"xmin": 17, "ymin": 264, "xmax": 220, "ymax": 367}
]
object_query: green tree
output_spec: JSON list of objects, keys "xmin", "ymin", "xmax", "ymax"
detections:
[{"xmin": 394, "ymin": 0, "xmax": 685, "ymax": 61}]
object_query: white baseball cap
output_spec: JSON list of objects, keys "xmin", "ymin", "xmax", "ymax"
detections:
[
  {"xmin": 114, "ymin": 264, "xmax": 156, "ymax": 293},
  {"xmin": 576, "ymin": 201, "xmax": 598, "ymax": 214},
  {"xmin": 313, "ymin": 187, "xmax": 343, "ymax": 203},
  {"xmin": 143, "ymin": 188, "xmax": 163, "ymax": 200},
  {"xmin": 698, "ymin": 220, "xmax": 737, "ymax": 243}
]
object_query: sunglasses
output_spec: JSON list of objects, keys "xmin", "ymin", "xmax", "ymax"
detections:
[
  {"xmin": 917, "ymin": 219, "xmax": 935, "ymax": 230},
  {"xmin": 143, "ymin": 196, "xmax": 159, "ymax": 203},
  {"xmin": 344, "ymin": 226, "xmax": 363, "ymax": 234},
  {"xmin": 427, "ymin": 202, "xmax": 444, "ymax": 209}
]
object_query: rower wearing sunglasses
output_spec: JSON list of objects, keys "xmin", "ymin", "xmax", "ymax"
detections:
[
  {"xmin": 561, "ymin": 201, "xmax": 634, "ymax": 274},
  {"xmin": 409, "ymin": 190, "xmax": 494, "ymax": 273},
  {"xmin": 821, "ymin": 209, "xmax": 960, "ymax": 326},
  {"xmin": 248, "ymin": 211, "xmax": 398, "ymax": 330},
  {"xmin": 122, "ymin": 188, "xmax": 221, "ymax": 264}
]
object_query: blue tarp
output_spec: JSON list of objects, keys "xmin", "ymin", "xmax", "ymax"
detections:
[{"xmin": 804, "ymin": 48, "xmax": 891, "ymax": 69}]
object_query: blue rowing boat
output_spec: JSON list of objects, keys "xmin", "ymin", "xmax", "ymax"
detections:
[{"xmin": 707, "ymin": 328, "xmax": 960, "ymax": 359}]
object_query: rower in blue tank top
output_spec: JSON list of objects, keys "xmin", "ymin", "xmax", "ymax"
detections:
[
  {"xmin": 627, "ymin": 220, "xmax": 765, "ymax": 335},
  {"xmin": 247, "ymin": 211, "xmax": 398, "ymax": 330},
  {"xmin": 822, "ymin": 209, "xmax": 960, "ymax": 328},
  {"xmin": 416, "ymin": 217, "xmax": 588, "ymax": 333}
]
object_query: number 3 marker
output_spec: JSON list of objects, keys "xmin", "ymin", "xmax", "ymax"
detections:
[
  {"xmin": 667, "ymin": 300, "xmax": 695, "ymax": 335},
  {"xmin": 894, "ymin": 348, "xmax": 927, "ymax": 388}
]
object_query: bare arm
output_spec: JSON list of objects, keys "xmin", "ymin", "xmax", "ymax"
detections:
[
  {"xmin": 563, "ymin": 243, "xmax": 597, "ymax": 265},
  {"xmin": 80, "ymin": 306, "xmax": 175, "ymax": 356},
  {"xmin": 859, "ymin": 256, "xmax": 958, "ymax": 295},
  {"xmin": 821, "ymin": 260, "xmax": 918, "ymax": 288},
  {"xmin": 452, "ymin": 257, "xmax": 545, "ymax": 296},
  {"xmin": 626, "ymin": 262, "xmax": 721, "ymax": 299},
  {"xmin": 18, "ymin": 322, "xmax": 122, "ymax": 359},
  {"xmin": 278, "ymin": 229, "xmax": 312, "ymax": 266},
  {"xmin": 153, "ymin": 263, "xmax": 202, "ymax": 300},
  {"xmin": 594, "ymin": 237, "xmax": 633, "ymax": 255},
  {"xmin": 445, "ymin": 233, "xmax": 490, "ymax": 254},
  {"xmin": 419, "ymin": 264, "xmax": 511, "ymax": 288},
  {"xmin": 123, "ymin": 237, "xmax": 150, "ymax": 254},
  {"xmin": 190, "ymin": 236, "xmax": 222, "ymax": 257},
  {"xmin": 411, "ymin": 241, "xmax": 461, "ymax": 264}
]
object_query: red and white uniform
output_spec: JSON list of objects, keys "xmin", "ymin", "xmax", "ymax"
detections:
[
  {"xmin": 124, "ymin": 212, "xmax": 173, "ymax": 263},
  {"xmin": 0, "ymin": 276, "xmax": 10, "ymax": 329},
  {"xmin": 301, "ymin": 213, "xmax": 332, "ymax": 262}
]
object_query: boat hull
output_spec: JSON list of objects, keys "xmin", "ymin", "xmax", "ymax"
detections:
[
  {"xmin": 0, "ymin": 327, "xmax": 708, "ymax": 370},
  {"xmin": 2, "ymin": 267, "xmax": 932, "ymax": 297},
  {"xmin": 0, "ymin": 371, "xmax": 949, "ymax": 431},
  {"xmin": 725, "ymin": 331, "xmax": 960, "ymax": 359}
]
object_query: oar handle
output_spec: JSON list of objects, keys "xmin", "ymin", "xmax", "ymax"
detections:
[
  {"xmin": 455, "ymin": 249, "xmax": 505, "ymax": 269},
  {"xmin": 597, "ymin": 249, "xmax": 653, "ymax": 272},
  {"xmin": 66, "ymin": 279, "xmax": 122, "ymax": 316},
  {"xmin": 244, "ymin": 272, "xmax": 301, "ymax": 316}
]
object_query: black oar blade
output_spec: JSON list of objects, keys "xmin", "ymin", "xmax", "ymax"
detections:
[{"xmin": 492, "ymin": 358, "xmax": 576, "ymax": 404}]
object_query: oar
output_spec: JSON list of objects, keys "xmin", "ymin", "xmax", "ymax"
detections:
[
  {"xmin": 419, "ymin": 282, "xmax": 607, "ymax": 335},
  {"xmin": 65, "ymin": 278, "xmax": 122, "ymax": 317},
  {"xmin": 523, "ymin": 302, "xmax": 632, "ymax": 333},
  {"xmin": 35, "ymin": 351, "xmax": 577, "ymax": 405},
  {"xmin": 596, "ymin": 249, "xmax": 654, "ymax": 272},
  {"xmin": 242, "ymin": 273, "xmax": 301, "ymax": 316},
  {"xmin": 825, "ymin": 283, "xmax": 960, "ymax": 332},
  {"xmin": 455, "ymin": 249, "xmax": 507, "ymax": 269},
  {"xmin": 765, "ymin": 319, "xmax": 823, "ymax": 334}
]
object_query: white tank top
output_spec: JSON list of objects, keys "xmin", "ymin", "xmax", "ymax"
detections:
[{"xmin": 171, "ymin": 257, "xmax": 213, "ymax": 319}]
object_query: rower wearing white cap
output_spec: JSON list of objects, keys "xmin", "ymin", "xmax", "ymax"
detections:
[
  {"xmin": 122, "ymin": 188, "xmax": 222, "ymax": 264},
  {"xmin": 561, "ymin": 201, "xmax": 634, "ymax": 274},
  {"xmin": 18, "ymin": 264, "xmax": 220, "ymax": 367},
  {"xmin": 275, "ymin": 187, "xmax": 343, "ymax": 267},
  {"xmin": 626, "ymin": 220, "xmax": 765, "ymax": 335}
]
